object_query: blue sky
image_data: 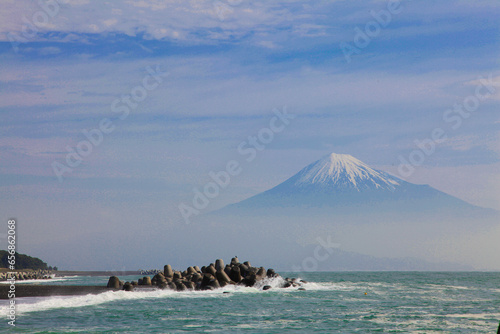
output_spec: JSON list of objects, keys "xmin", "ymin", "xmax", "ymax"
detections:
[{"xmin": 0, "ymin": 0, "xmax": 499, "ymax": 269}]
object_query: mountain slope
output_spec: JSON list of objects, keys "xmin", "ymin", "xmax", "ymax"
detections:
[
  {"xmin": 201, "ymin": 152, "xmax": 499, "ymax": 270},
  {"xmin": 220, "ymin": 153, "xmax": 491, "ymax": 215}
]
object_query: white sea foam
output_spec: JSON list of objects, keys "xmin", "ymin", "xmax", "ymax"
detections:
[
  {"xmin": 5, "ymin": 277, "xmax": 361, "ymax": 316},
  {"xmin": 14, "ymin": 289, "xmax": 177, "ymax": 315},
  {"xmin": 446, "ymin": 313, "xmax": 500, "ymax": 319},
  {"xmin": 9, "ymin": 277, "xmax": 336, "ymax": 315},
  {"xmin": 0, "ymin": 277, "xmax": 70, "ymax": 284}
]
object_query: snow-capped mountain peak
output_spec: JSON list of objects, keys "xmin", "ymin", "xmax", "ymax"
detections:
[
  {"xmin": 218, "ymin": 151, "xmax": 493, "ymax": 219},
  {"xmin": 294, "ymin": 153, "xmax": 400, "ymax": 191}
]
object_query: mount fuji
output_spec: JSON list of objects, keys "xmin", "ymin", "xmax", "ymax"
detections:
[
  {"xmin": 219, "ymin": 152, "xmax": 492, "ymax": 217},
  {"xmin": 192, "ymin": 152, "xmax": 499, "ymax": 270}
]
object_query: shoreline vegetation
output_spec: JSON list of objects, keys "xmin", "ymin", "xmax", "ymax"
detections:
[
  {"xmin": 0, "ymin": 257, "xmax": 307, "ymax": 299},
  {"xmin": 0, "ymin": 250, "xmax": 55, "ymax": 271}
]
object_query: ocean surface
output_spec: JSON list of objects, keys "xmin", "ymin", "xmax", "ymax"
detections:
[{"xmin": 2, "ymin": 272, "xmax": 500, "ymax": 333}]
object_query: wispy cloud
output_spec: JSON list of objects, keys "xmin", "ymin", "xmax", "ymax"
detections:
[{"xmin": 2, "ymin": 0, "xmax": 497, "ymax": 47}]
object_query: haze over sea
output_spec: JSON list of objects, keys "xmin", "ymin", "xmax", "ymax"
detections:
[{"xmin": 4, "ymin": 271, "xmax": 500, "ymax": 333}]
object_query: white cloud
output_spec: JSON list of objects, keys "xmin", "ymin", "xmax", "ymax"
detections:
[
  {"xmin": 0, "ymin": 0, "xmax": 497, "ymax": 57},
  {"xmin": 441, "ymin": 135, "xmax": 479, "ymax": 151},
  {"xmin": 439, "ymin": 133, "xmax": 500, "ymax": 154},
  {"xmin": 0, "ymin": 137, "xmax": 64, "ymax": 158},
  {"xmin": 102, "ymin": 18, "xmax": 118, "ymax": 27},
  {"xmin": 293, "ymin": 23, "xmax": 328, "ymax": 37},
  {"xmin": 487, "ymin": 131, "xmax": 500, "ymax": 155},
  {"xmin": 0, "ymin": 52, "xmax": 490, "ymax": 118},
  {"xmin": 38, "ymin": 46, "xmax": 61, "ymax": 55},
  {"xmin": 256, "ymin": 40, "xmax": 278, "ymax": 49},
  {"xmin": 466, "ymin": 75, "xmax": 500, "ymax": 101},
  {"xmin": 0, "ymin": 0, "xmax": 293, "ymax": 43}
]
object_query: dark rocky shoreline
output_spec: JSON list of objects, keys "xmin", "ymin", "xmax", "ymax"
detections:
[
  {"xmin": 0, "ymin": 270, "xmax": 53, "ymax": 281},
  {"xmin": 0, "ymin": 257, "xmax": 307, "ymax": 299},
  {"xmin": 109, "ymin": 257, "xmax": 306, "ymax": 292}
]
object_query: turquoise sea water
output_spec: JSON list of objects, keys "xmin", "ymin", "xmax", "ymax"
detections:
[{"xmin": 2, "ymin": 272, "xmax": 500, "ymax": 333}]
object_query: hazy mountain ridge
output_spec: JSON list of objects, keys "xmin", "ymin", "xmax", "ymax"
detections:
[
  {"xmin": 199, "ymin": 153, "xmax": 499, "ymax": 271},
  {"xmin": 220, "ymin": 153, "xmax": 495, "ymax": 216}
]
